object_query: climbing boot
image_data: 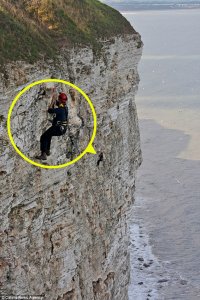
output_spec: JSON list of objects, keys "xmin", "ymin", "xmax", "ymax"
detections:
[
  {"xmin": 46, "ymin": 150, "xmax": 51, "ymax": 156},
  {"xmin": 35, "ymin": 152, "xmax": 47, "ymax": 160}
]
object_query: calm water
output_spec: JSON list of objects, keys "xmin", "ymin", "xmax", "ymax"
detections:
[{"xmin": 124, "ymin": 9, "xmax": 200, "ymax": 300}]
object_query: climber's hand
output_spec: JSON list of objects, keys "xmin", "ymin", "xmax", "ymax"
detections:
[
  {"xmin": 49, "ymin": 94, "xmax": 56, "ymax": 108},
  {"xmin": 52, "ymin": 92, "xmax": 57, "ymax": 101}
]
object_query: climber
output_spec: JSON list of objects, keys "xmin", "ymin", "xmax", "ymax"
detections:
[{"xmin": 35, "ymin": 92, "xmax": 68, "ymax": 160}]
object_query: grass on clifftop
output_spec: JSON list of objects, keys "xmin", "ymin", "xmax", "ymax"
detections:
[{"xmin": 0, "ymin": 0, "xmax": 135, "ymax": 66}]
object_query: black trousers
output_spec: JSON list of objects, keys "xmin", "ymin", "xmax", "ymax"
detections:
[{"xmin": 40, "ymin": 125, "xmax": 66, "ymax": 153}]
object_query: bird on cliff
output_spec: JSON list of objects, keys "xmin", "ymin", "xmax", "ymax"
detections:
[{"xmin": 35, "ymin": 90, "xmax": 74, "ymax": 160}]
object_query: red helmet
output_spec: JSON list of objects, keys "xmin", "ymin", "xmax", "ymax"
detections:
[{"xmin": 59, "ymin": 93, "xmax": 68, "ymax": 103}]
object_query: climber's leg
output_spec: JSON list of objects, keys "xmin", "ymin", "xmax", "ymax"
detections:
[
  {"xmin": 35, "ymin": 127, "xmax": 55, "ymax": 160},
  {"xmin": 40, "ymin": 127, "xmax": 55, "ymax": 154},
  {"xmin": 41, "ymin": 126, "xmax": 65, "ymax": 150},
  {"xmin": 36, "ymin": 126, "xmax": 66, "ymax": 160}
]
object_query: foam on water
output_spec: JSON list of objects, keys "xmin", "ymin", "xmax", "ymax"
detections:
[{"xmin": 128, "ymin": 199, "xmax": 200, "ymax": 300}]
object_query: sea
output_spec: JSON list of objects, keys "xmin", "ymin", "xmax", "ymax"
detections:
[{"xmin": 123, "ymin": 9, "xmax": 200, "ymax": 300}]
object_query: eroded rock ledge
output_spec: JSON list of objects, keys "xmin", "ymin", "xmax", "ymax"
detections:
[{"xmin": 0, "ymin": 34, "xmax": 142, "ymax": 300}]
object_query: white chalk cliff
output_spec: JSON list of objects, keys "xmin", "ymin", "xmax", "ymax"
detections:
[{"xmin": 0, "ymin": 5, "xmax": 142, "ymax": 299}]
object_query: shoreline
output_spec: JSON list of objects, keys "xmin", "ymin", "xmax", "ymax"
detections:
[{"xmin": 128, "ymin": 196, "xmax": 197, "ymax": 300}]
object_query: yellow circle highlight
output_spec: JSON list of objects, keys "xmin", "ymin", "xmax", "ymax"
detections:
[{"xmin": 7, "ymin": 79, "xmax": 97, "ymax": 169}]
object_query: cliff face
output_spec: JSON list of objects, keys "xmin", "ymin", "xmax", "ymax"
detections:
[{"xmin": 0, "ymin": 11, "xmax": 142, "ymax": 300}]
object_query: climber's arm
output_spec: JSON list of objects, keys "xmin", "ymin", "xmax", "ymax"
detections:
[
  {"xmin": 48, "ymin": 106, "xmax": 57, "ymax": 114},
  {"xmin": 48, "ymin": 97, "xmax": 57, "ymax": 113},
  {"xmin": 69, "ymin": 89, "xmax": 76, "ymax": 102},
  {"xmin": 48, "ymin": 93, "xmax": 57, "ymax": 110}
]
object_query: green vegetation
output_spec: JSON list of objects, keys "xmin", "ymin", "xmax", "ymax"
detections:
[{"xmin": 0, "ymin": 0, "xmax": 135, "ymax": 65}]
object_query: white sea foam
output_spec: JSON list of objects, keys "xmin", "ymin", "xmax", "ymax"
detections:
[
  {"xmin": 128, "ymin": 198, "xmax": 181, "ymax": 300},
  {"xmin": 128, "ymin": 197, "xmax": 200, "ymax": 300}
]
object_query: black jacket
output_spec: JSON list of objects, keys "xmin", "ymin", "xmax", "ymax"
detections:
[{"xmin": 48, "ymin": 106, "xmax": 68, "ymax": 126}]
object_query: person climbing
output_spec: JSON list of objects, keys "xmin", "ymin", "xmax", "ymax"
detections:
[{"xmin": 35, "ymin": 92, "xmax": 68, "ymax": 160}]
